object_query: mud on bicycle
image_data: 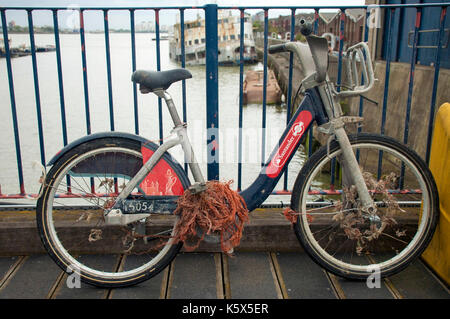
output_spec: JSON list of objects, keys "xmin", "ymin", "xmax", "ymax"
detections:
[{"xmin": 36, "ymin": 19, "xmax": 439, "ymax": 287}]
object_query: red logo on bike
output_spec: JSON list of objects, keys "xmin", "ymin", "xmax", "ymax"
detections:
[
  {"xmin": 266, "ymin": 110, "xmax": 312, "ymax": 178},
  {"xmin": 139, "ymin": 146, "xmax": 184, "ymax": 195}
]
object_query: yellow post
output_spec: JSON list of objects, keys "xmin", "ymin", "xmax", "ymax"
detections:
[{"xmin": 422, "ymin": 102, "xmax": 450, "ymax": 285}]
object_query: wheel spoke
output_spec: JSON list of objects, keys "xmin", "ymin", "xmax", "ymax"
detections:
[
  {"xmin": 294, "ymin": 136, "xmax": 437, "ymax": 279},
  {"xmin": 37, "ymin": 143, "xmax": 186, "ymax": 286}
]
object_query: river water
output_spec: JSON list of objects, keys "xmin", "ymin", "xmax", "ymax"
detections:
[{"xmin": 0, "ymin": 32, "xmax": 306, "ymax": 203}]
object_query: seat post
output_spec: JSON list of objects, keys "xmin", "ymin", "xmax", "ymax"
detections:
[
  {"xmin": 153, "ymin": 90, "xmax": 183, "ymax": 127},
  {"xmin": 153, "ymin": 89, "xmax": 205, "ymax": 184}
]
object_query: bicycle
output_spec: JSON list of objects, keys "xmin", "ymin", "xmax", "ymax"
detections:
[{"xmin": 36, "ymin": 20, "xmax": 439, "ymax": 288}]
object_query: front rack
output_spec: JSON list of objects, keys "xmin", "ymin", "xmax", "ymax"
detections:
[{"xmin": 333, "ymin": 42, "xmax": 376, "ymax": 98}]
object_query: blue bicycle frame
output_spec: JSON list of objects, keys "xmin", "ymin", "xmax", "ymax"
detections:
[{"xmin": 240, "ymin": 87, "xmax": 328, "ymax": 211}]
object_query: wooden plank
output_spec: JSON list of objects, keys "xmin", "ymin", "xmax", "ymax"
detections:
[
  {"xmin": 0, "ymin": 209, "xmax": 304, "ymax": 254},
  {"xmin": 0, "ymin": 255, "xmax": 61, "ymax": 299},
  {"xmin": 366, "ymin": 254, "xmax": 403, "ymax": 299},
  {"xmin": 275, "ymin": 252, "xmax": 336, "ymax": 299},
  {"xmin": 325, "ymin": 272, "xmax": 346, "ymax": 299},
  {"xmin": 327, "ymin": 255, "xmax": 395, "ymax": 299},
  {"xmin": 227, "ymin": 252, "xmax": 279, "ymax": 299},
  {"xmin": 168, "ymin": 252, "xmax": 218, "ymax": 299},
  {"xmin": 164, "ymin": 261, "xmax": 174, "ymax": 299},
  {"xmin": 110, "ymin": 254, "xmax": 167, "ymax": 299},
  {"xmin": 0, "ymin": 256, "xmax": 27, "ymax": 293},
  {"xmin": 53, "ymin": 254, "xmax": 120, "ymax": 299},
  {"xmin": 221, "ymin": 253, "xmax": 231, "ymax": 299},
  {"xmin": 268, "ymin": 252, "xmax": 285, "ymax": 298},
  {"xmin": 214, "ymin": 253, "xmax": 224, "ymax": 299},
  {"xmin": 332, "ymin": 274, "xmax": 395, "ymax": 299},
  {"xmin": 386, "ymin": 260, "xmax": 450, "ymax": 299},
  {"xmin": 0, "ymin": 256, "xmax": 22, "ymax": 286}
]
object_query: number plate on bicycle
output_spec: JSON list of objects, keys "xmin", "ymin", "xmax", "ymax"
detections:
[
  {"xmin": 121, "ymin": 198, "xmax": 178, "ymax": 215},
  {"xmin": 122, "ymin": 200, "xmax": 154, "ymax": 213}
]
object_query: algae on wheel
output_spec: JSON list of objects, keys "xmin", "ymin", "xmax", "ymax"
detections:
[
  {"xmin": 36, "ymin": 137, "xmax": 189, "ymax": 287},
  {"xmin": 291, "ymin": 134, "xmax": 439, "ymax": 280}
]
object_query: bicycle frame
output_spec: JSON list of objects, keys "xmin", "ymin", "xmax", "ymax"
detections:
[
  {"xmin": 110, "ymin": 85, "xmax": 327, "ymax": 219},
  {"xmin": 109, "ymin": 37, "xmax": 377, "ymax": 224},
  {"xmin": 240, "ymin": 87, "xmax": 328, "ymax": 211}
]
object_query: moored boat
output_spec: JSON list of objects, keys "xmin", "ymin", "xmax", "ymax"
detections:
[
  {"xmin": 169, "ymin": 10, "xmax": 258, "ymax": 66},
  {"xmin": 243, "ymin": 69, "xmax": 282, "ymax": 105}
]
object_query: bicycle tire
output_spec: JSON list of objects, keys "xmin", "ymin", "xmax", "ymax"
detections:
[
  {"xmin": 37, "ymin": 137, "xmax": 189, "ymax": 287},
  {"xmin": 291, "ymin": 133, "xmax": 439, "ymax": 280}
]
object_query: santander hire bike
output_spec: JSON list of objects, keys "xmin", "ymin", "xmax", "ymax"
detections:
[{"xmin": 36, "ymin": 20, "xmax": 439, "ymax": 287}]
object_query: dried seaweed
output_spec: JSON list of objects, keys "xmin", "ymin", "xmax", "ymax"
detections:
[{"xmin": 171, "ymin": 180, "xmax": 249, "ymax": 255}]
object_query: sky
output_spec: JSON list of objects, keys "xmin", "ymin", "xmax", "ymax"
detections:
[{"xmin": 0, "ymin": 0, "xmax": 366, "ymax": 30}]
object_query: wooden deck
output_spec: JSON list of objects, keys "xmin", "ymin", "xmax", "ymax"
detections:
[
  {"xmin": 0, "ymin": 206, "xmax": 448, "ymax": 300},
  {"xmin": 0, "ymin": 252, "xmax": 448, "ymax": 299}
]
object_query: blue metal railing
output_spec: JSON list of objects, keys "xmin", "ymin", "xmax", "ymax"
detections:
[
  {"xmin": 0, "ymin": 3, "xmax": 448, "ymax": 199},
  {"xmin": 205, "ymin": 4, "xmax": 219, "ymax": 181},
  {"xmin": 426, "ymin": 6, "xmax": 448, "ymax": 163},
  {"xmin": 237, "ymin": 9, "xmax": 245, "ymax": 191}
]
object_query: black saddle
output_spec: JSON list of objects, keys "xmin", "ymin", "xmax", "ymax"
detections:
[{"xmin": 131, "ymin": 69, "xmax": 192, "ymax": 93}]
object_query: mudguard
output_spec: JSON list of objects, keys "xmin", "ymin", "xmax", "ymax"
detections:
[{"xmin": 47, "ymin": 131, "xmax": 190, "ymax": 196}]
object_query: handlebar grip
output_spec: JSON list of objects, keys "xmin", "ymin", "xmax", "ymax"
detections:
[
  {"xmin": 268, "ymin": 44, "xmax": 287, "ymax": 54},
  {"xmin": 299, "ymin": 19, "xmax": 313, "ymax": 36}
]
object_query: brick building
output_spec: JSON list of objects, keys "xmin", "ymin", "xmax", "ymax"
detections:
[{"xmin": 266, "ymin": 10, "xmax": 366, "ymax": 51}]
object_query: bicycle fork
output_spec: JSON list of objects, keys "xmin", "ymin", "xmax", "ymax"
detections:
[
  {"xmin": 334, "ymin": 125, "xmax": 376, "ymax": 213},
  {"xmin": 318, "ymin": 83, "xmax": 376, "ymax": 215}
]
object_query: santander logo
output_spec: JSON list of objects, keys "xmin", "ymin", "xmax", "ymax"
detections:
[
  {"xmin": 292, "ymin": 122, "xmax": 305, "ymax": 137},
  {"xmin": 266, "ymin": 110, "xmax": 312, "ymax": 178}
]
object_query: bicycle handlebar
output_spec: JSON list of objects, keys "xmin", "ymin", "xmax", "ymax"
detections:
[
  {"xmin": 268, "ymin": 18, "xmax": 314, "ymax": 54},
  {"xmin": 268, "ymin": 43, "xmax": 287, "ymax": 54},
  {"xmin": 267, "ymin": 19, "xmax": 375, "ymax": 97},
  {"xmin": 299, "ymin": 19, "xmax": 313, "ymax": 36}
]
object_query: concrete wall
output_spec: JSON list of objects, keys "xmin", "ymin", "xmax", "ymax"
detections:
[{"xmin": 347, "ymin": 60, "xmax": 450, "ymax": 159}]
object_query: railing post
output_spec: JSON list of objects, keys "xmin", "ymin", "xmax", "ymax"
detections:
[
  {"xmin": 130, "ymin": 9, "xmax": 139, "ymax": 135},
  {"xmin": 103, "ymin": 9, "xmax": 115, "ymax": 131},
  {"xmin": 426, "ymin": 6, "xmax": 447, "ymax": 164},
  {"xmin": 180, "ymin": 8, "xmax": 188, "ymax": 173},
  {"xmin": 155, "ymin": 9, "xmax": 163, "ymax": 144},
  {"xmin": 205, "ymin": 4, "xmax": 219, "ymax": 180},
  {"xmin": 1, "ymin": 9, "xmax": 25, "ymax": 195},
  {"xmin": 27, "ymin": 9, "xmax": 46, "ymax": 166},
  {"xmin": 238, "ymin": 8, "xmax": 245, "ymax": 191}
]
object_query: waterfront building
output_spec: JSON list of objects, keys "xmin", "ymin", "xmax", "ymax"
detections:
[{"xmin": 169, "ymin": 10, "xmax": 257, "ymax": 65}]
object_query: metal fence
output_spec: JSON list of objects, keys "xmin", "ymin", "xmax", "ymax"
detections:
[{"xmin": 0, "ymin": 3, "xmax": 448, "ymax": 199}]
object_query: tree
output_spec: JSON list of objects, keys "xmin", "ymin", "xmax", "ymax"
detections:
[{"xmin": 252, "ymin": 20, "xmax": 263, "ymax": 32}]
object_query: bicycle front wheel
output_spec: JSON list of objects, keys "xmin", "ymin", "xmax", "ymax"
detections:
[
  {"xmin": 37, "ymin": 137, "xmax": 189, "ymax": 287},
  {"xmin": 291, "ymin": 133, "xmax": 439, "ymax": 280}
]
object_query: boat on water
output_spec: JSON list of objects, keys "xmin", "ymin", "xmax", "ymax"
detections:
[
  {"xmin": 152, "ymin": 33, "xmax": 170, "ymax": 41},
  {"xmin": 169, "ymin": 10, "xmax": 258, "ymax": 66},
  {"xmin": 1, "ymin": 38, "xmax": 56, "ymax": 58},
  {"xmin": 243, "ymin": 69, "xmax": 282, "ymax": 105}
]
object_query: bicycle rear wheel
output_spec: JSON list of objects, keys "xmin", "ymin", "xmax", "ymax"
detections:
[
  {"xmin": 291, "ymin": 133, "xmax": 439, "ymax": 279},
  {"xmin": 37, "ymin": 137, "xmax": 189, "ymax": 287}
]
